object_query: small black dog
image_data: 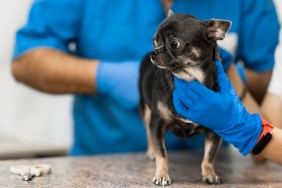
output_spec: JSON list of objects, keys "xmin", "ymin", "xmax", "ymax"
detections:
[{"xmin": 139, "ymin": 11, "xmax": 231, "ymax": 186}]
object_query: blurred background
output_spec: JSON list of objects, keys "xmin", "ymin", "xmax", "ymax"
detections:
[
  {"xmin": 0, "ymin": 0, "xmax": 281, "ymax": 159},
  {"xmin": 0, "ymin": 0, "xmax": 72, "ymax": 159}
]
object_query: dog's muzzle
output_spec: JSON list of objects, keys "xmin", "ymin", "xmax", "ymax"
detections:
[{"xmin": 151, "ymin": 48, "xmax": 165, "ymax": 59}]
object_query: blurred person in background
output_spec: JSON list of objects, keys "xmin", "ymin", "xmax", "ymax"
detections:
[{"xmin": 11, "ymin": 0, "xmax": 279, "ymax": 156}]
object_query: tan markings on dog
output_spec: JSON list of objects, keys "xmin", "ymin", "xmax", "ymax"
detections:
[
  {"xmin": 174, "ymin": 56, "xmax": 205, "ymax": 82},
  {"xmin": 201, "ymin": 138, "xmax": 221, "ymax": 184},
  {"xmin": 173, "ymin": 66, "xmax": 205, "ymax": 83},
  {"xmin": 152, "ymin": 140, "xmax": 171, "ymax": 186},
  {"xmin": 143, "ymin": 105, "xmax": 155, "ymax": 160},
  {"xmin": 143, "ymin": 105, "xmax": 151, "ymax": 126},
  {"xmin": 184, "ymin": 66, "xmax": 205, "ymax": 83},
  {"xmin": 215, "ymin": 29, "xmax": 226, "ymax": 39},
  {"xmin": 203, "ymin": 138, "xmax": 213, "ymax": 163},
  {"xmin": 155, "ymin": 45, "xmax": 164, "ymax": 50},
  {"xmin": 178, "ymin": 56, "xmax": 196, "ymax": 65},
  {"xmin": 157, "ymin": 101, "xmax": 173, "ymax": 122},
  {"xmin": 175, "ymin": 116, "xmax": 193, "ymax": 124},
  {"xmin": 173, "ymin": 71, "xmax": 194, "ymax": 82},
  {"xmin": 191, "ymin": 47, "xmax": 201, "ymax": 57}
]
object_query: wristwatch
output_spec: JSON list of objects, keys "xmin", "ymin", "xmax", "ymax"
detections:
[{"xmin": 251, "ymin": 120, "xmax": 273, "ymax": 155}]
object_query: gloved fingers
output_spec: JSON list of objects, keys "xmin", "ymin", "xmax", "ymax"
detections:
[
  {"xmin": 184, "ymin": 80, "xmax": 212, "ymax": 98},
  {"xmin": 174, "ymin": 77, "xmax": 201, "ymax": 100},
  {"xmin": 174, "ymin": 76, "xmax": 189, "ymax": 90},
  {"xmin": 173, "ymin": 89, "xmax": 196, "ymax": 109},
  {"xmin": 215, "ymin": 60, "xmax": 226, "ymax": 79},
  {"xmin": 178, "ymin": 101, "xmax": 193, "ymax": 119},
  {"xmin": 215, "ymin": 61, "xmax": 231, "ymax": 91},
  {"xmin": 173, "ymin": 93, "xmax": 193, "ymax": 118},
  {"xmin": 218, "ymin": 48, "xmax": 233, "ymax": 71},
  {"xmin": 174, "ymin": 76, "xmax": 214, "ymax": 101}
]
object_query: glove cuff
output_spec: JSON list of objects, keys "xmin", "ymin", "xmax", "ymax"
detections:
[
  {"xmin": 96, "ymin": 61, "xmax": 117, "ymax": 95},
  {"xmin": 215, "ymin": 113, "xmax": 262, "ymax": 156}
]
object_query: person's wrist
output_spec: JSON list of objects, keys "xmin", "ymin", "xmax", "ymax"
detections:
[
  {"xmin": 251, "ymin": 119, "xmax": 273, "ymax": 155},
  {"xmin": 96, "ymin": 61, "xmax": 115, "ymax": 95}
]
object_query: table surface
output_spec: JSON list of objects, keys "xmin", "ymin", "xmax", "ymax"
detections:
[{"xmin": 1, "ymin": 148, "xmax": 282, "ymax": 188}]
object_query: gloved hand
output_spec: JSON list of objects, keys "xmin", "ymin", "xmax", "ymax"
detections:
[
  {"xmin": 173, "ymin": 61, "xmax": 262, "ymax": 155},
  {"xmin": 96, "ymin": 60, "xmax": 140, "ymax": 110}
]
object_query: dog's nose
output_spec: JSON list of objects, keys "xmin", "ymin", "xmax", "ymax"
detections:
[
  {"xmin": 151, "ymin": 50, "xmax": 158, "ymax": 58},
  {"xmin": 151, "ymin": 48, "xmax": 164, "ymax": 57}
]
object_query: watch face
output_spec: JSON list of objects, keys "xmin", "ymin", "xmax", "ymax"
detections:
[{"xmin": 252, "ymin": 133, "xmax": 272, "ymax": 155}]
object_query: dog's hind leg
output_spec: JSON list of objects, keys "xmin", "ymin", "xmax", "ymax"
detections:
[
  {"xmin": 201, "ymin": 131, "xmax": 222, "ymax": 185},
  {"xmin": 149, "ymin": 116, "xmax": 171, "ymax": 186}
]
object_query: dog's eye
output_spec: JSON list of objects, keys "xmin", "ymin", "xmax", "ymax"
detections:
[{"xmin": 170, "ymin": 39, "xmax": 180, "ymax": 49}]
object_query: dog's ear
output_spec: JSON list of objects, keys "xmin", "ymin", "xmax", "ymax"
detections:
[
  {"xmin": 167, "ymin": 10, "xmax": 174, "ymax": 17},
  {"xmin": 206, "ymin": 19, "xmax": 232, "ymax": 41}
]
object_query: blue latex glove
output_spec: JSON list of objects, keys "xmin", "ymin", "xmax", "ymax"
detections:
[
  {"xmin": 219, "ymin": 47, "xmax": 247, "ymax": 83},
  {"xmin": 173, "ymin": 61, "xmax": 262, "ymax": 156},
  {"xmin": 96, "ymin": 61, "xmax": 140, "ymax": 110},
  {"xmin": 218, "ymin": 47, "xmax": 233, "ymax": 71}
]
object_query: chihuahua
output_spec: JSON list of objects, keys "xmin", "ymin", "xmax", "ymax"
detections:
[{"xmin": 139, "ymin": 11, "xmax": 231, "ymax": 186}]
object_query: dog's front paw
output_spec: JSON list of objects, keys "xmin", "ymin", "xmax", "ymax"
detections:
[
  {"xmin": 201, "ymin": 162, "xmax": 222, "ymax": 185},
  {"xmin": 202, "ymin": 174, "xmax": 222, "ymax": 185},
  {"xmin": 152, "ymin": 175, "xmax": 171, "ymax": 186}
]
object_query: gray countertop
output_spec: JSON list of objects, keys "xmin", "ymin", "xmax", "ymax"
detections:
[{"xmin": 1, "ymin": 148, "xmax": 282, "ymax": 188}]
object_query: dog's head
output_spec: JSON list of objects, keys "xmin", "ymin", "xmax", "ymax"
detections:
[{"xmin": 150, "ymin": 10, "xmax": 231, "ymax": 82}]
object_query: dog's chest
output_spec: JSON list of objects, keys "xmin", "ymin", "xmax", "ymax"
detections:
[
  {"xmin": 157, "ymin": 101, "xmax": 199, "ymax": 134},
  {"xmin": 174, "ymin": 66, "xmax": 206, "ymax": 83}
]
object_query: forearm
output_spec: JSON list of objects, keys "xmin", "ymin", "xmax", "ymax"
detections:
[
  {"xmin": 259, "ymin": 127, "xmax": 282, "ymax": 165},
  {"xmin": 226, "ymin": 64, "xmax": 266, "ymax": 119},
  {"xmin": 12, "ymin": 48, "xmax": 98, "ymax": 94},
  {"xmin": 245, "ymin": 69, "xmax": 272, "ymax": 104},
  {"xmin": 262, "ymin": 93, "xmax": 282, "ymax": 128}
]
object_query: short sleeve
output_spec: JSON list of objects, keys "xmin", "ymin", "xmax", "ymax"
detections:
[
  {"xmin": 13, "ymin": 0, "xmax": 84, "ymax": 59},
  {"xmin": 236, "ymin": 0, "xmax": 280, "ymax": 72}
]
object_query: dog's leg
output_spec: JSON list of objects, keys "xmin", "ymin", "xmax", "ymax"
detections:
[
  {"xmin": 150, "ymin": 116, "xmax": 171, "ymax": 186},
  {"xmin": 143, "ymin": 105, "xmax": 155, "ymax": 160},
  {"xmin": 201, "ymin": 131, "xmax": 222, "ymax": 185}
]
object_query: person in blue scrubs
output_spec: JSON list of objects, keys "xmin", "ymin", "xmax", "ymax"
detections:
[{"xmin": 12, "ymin": 0, "xmax": 279, "ymax": 155}]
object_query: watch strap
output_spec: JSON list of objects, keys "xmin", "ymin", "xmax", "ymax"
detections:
[{"xmin": 251, "ymin": 120, "xmax": 273, "ymax": 155}]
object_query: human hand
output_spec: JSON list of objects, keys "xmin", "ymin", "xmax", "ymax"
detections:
[
  {"xmin": 96, "ymin": 60, "xmax": 140, "ymax": 110},
  {"xmin": 173, "ymin": 61, "xmax": 262, "ymax": 155}
]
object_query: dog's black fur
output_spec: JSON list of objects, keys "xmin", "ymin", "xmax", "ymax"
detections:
[{"xmin": 139, "ymin": 11, "xmax": 231, "ymax": 186}]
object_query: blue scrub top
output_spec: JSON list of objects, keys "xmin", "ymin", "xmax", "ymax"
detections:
[{"xmin": 13, "ymin": 0, "xmax": 279, "ymax": 155}]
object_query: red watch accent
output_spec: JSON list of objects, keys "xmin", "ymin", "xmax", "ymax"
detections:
[{"xmin": 251, "ymin": 119, "xmax": 273, "ymax": 155}]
